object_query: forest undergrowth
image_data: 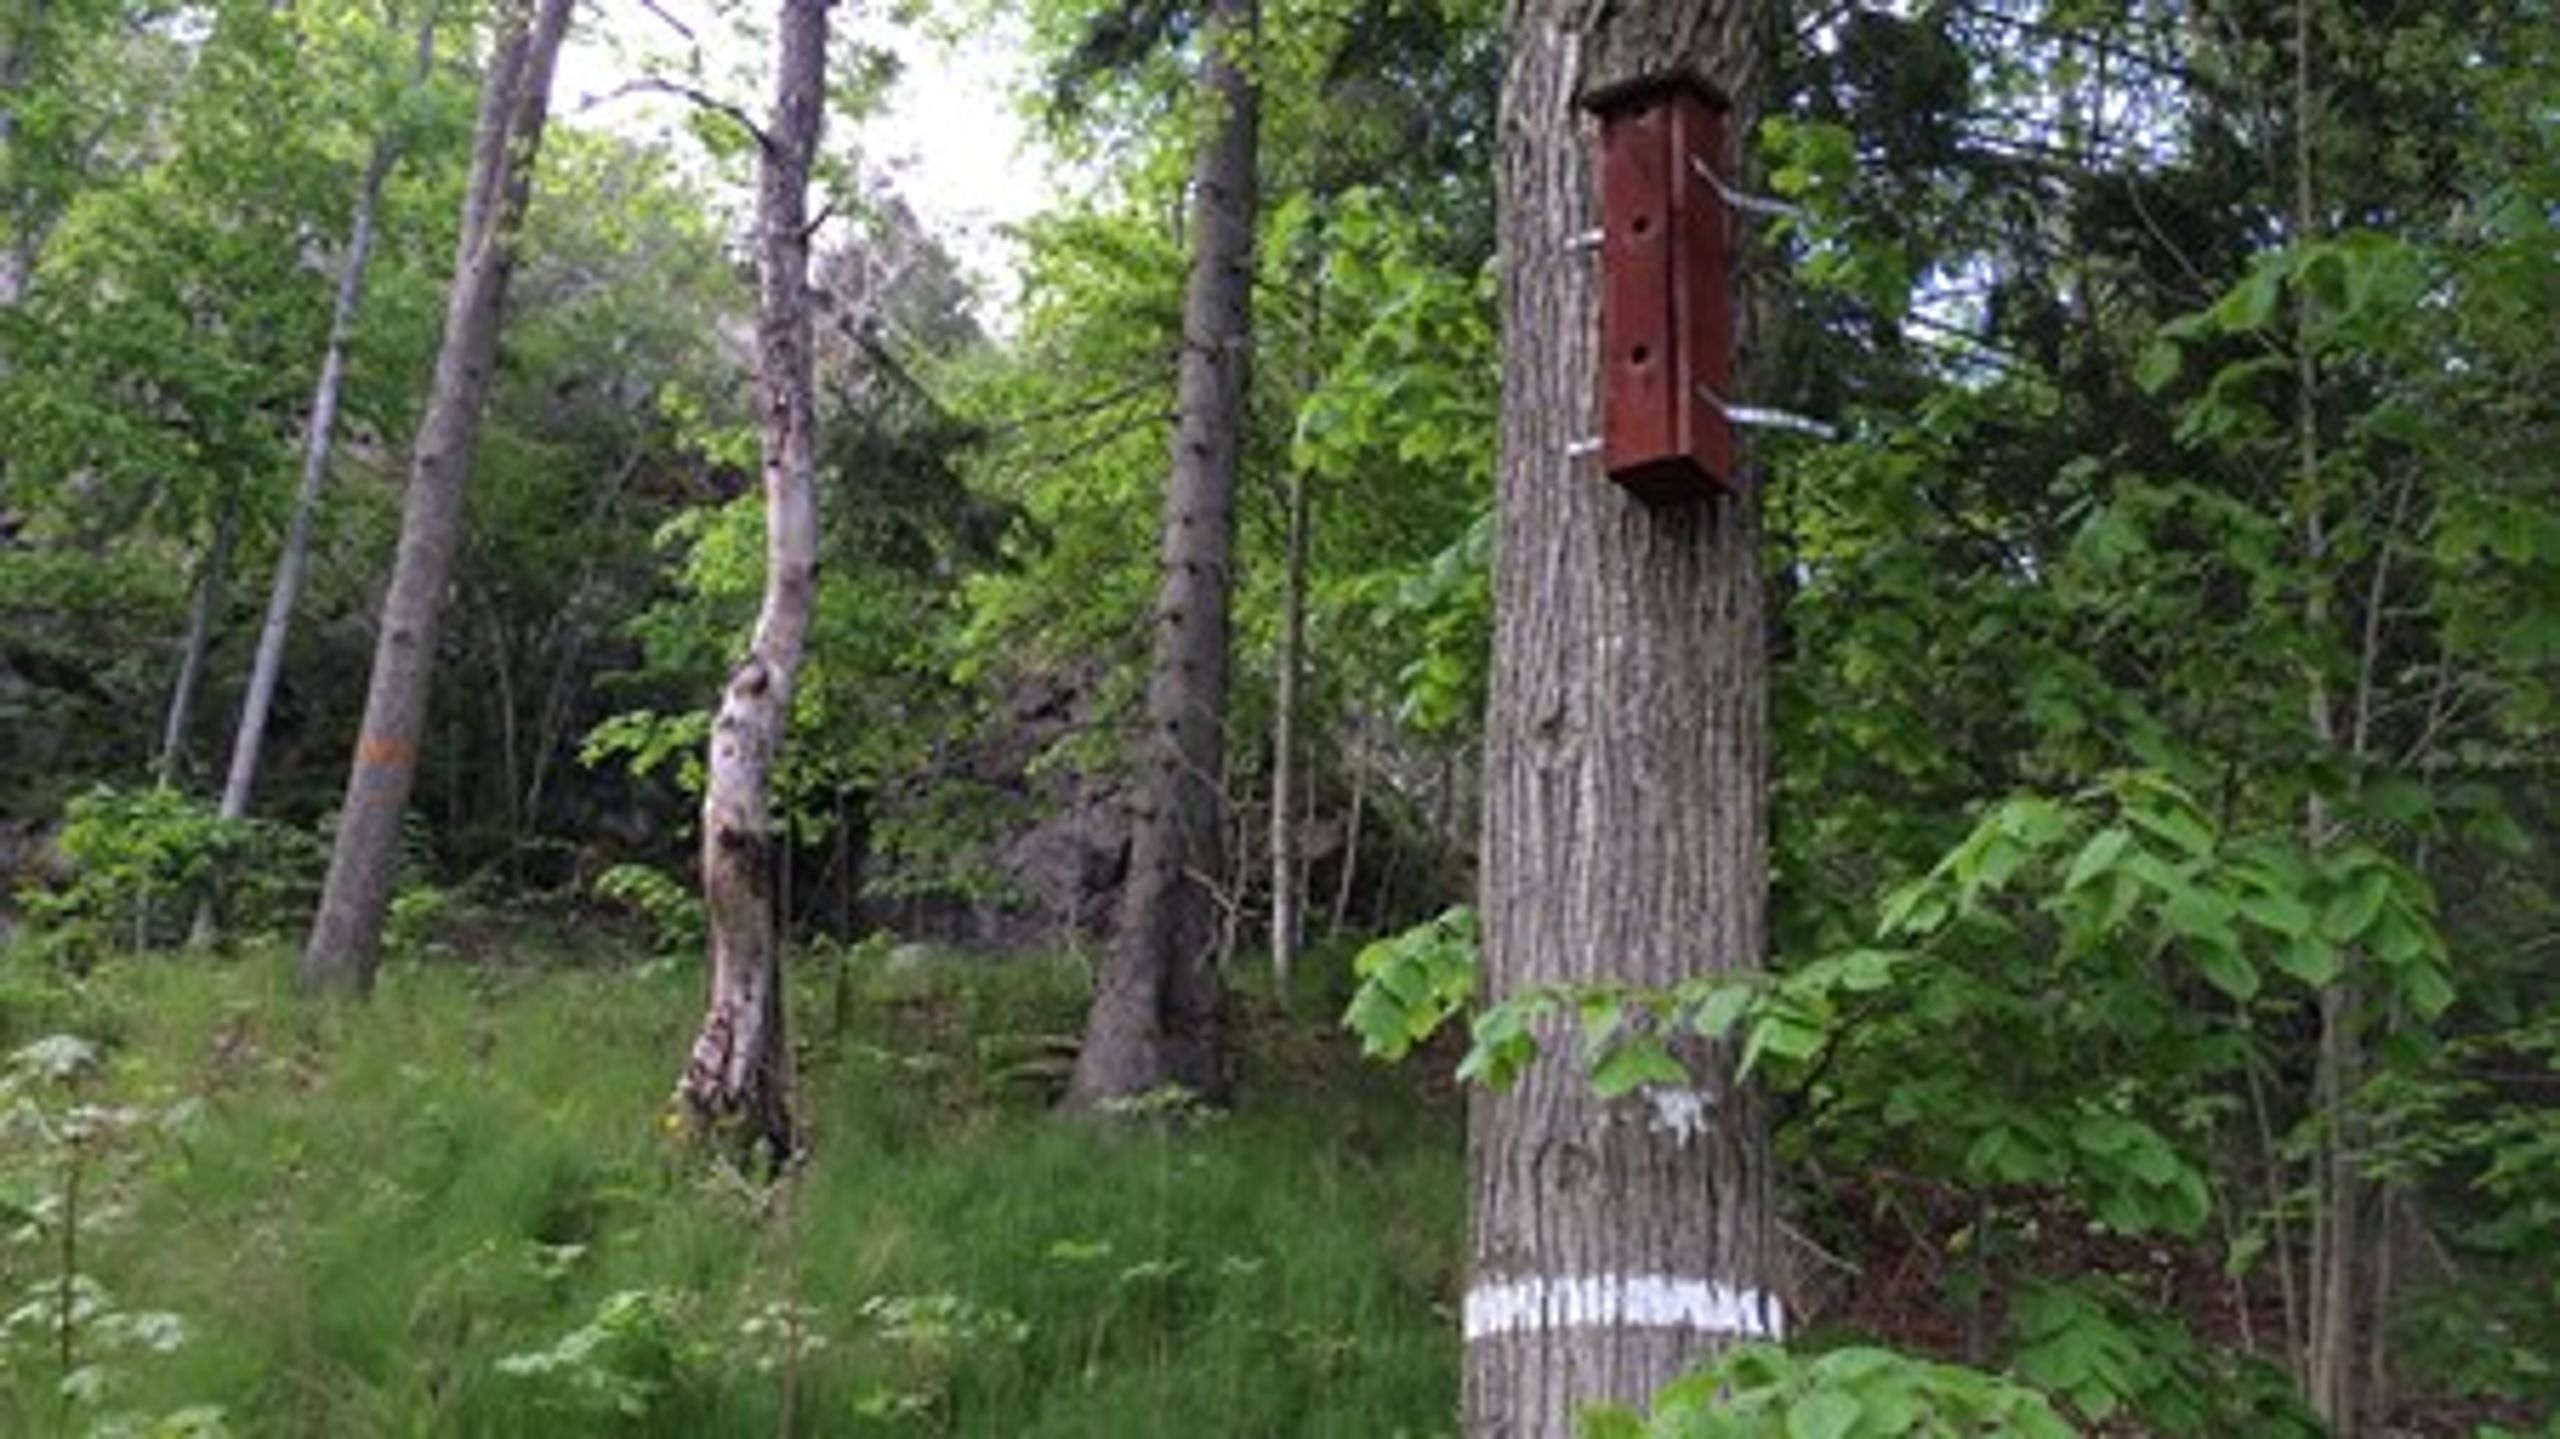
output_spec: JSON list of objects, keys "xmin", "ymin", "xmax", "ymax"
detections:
[{"xmin": 0, "ymin": 941, "xmax": 1462, "ymax": 1437}]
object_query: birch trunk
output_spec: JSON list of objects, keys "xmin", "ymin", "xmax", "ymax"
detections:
[
  {"xmin": 301, "ymin": 0, "xmax": 573, "ymax": 994},
  {"xmin": 1066, "ymin": 0, "xmax": 1261, "ymax": 1108},
  {"xmin": 216, "ymin": 14, "xmax": 433, "ymax": 829},
  {"xmin": 670, "ymin": 0, "xmax": 828, "ymax": 1170},
  {"xmin": 1466, "ymin": 0, "xmax": 1777, "ymax": 1430}
]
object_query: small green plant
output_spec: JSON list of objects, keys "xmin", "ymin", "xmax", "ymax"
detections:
[
  {"xmin": 737, "ymin": 1296, "xmax": 830, "ymax": 1376},
  {"xmin": 1580, "ymin": 1343, "xmax": 2072, "ymax": 1438},
  {"xmin": 1344, "ymin": 906, "xmax": 1479, "ymax": 1061},
  {"xmin": 854, "ymin": 1290, "xmax": 1030, "ymax": 1424},
  {"xmin": 591, "ymin": 862, "xmax": 705, "ymax": 959},
  {"xmin": 494, "ymin": 1287, "xmax": 697, "ymax": 1419},
  {"xmin": 2006, "ymin": 1278, "xmax": 2322, "ymax": 1436},
  {"xmin": 0, "ymin": 1034, "xmax": 203, "ymax": 1425}
]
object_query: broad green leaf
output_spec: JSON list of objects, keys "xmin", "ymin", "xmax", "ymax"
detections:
[
  {"xmin": 2211, "ymin": 261, "xmax": 2285, "ymax": 332},
  {"xmin": 2272, "ymin": 937, "xmax": 2342, "ymax": 987},
  {"xmin": 2133, "ymin": 339, "xmax": 2182, "ymax": 394},
  {"xmin": 2160, "ymin": 885, "xmax": 2237, "ymax": 947},
  {"xmin": 2064, "ymin": 826, "xmax": 2133, "ymax": 891},
  {"xmin": 2238, "ymin": 889, "xmax": 2316, "ymax": 938},
  {"xmin": 2400, "ymin": 959, "xmax": 2456, "ymax": 1018},
  {"xmin": 2125, "ymin": 800, "xmax": 2214, "ymax": 859},
  {"xmin": 2191, "ymin": 941, "xmax": 2259, "ymax": 1002},
  {"xmin": 1740, "ymin": 1011, "xmax": 1823, "ymax": 1079},
  {"xmin": 1688, "ymin": 983, "xmax": 1753, "ymax": 1041},
  {"xmin": 1580, "ymin": 993, "xmax": 1627, "ymax": 1056},
  {"xmin": 1589, "ymin": 1034, "xmax": 1688, "ymax": 1099},
  {"xmin": 1836, "ymin": 948, "xmax": 1899, "ymax": 993},
  {"xmin": 1783, "ymin": 1390, "xmax": 1861, "ymax": 1439},
  {"xmin": 1878, "ymin": 880, "xmax": 1950, "ymax": 939},
  {"xmin": 2319, "ymin": 868, "xmax": 2392, "ymax": 944}
]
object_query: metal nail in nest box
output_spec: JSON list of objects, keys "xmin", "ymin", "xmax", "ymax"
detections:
[{"xmin": 1589, "ymin": 77, "xmax": 1736, "ymax": 501}]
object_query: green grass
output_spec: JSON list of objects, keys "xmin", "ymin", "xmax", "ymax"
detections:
[{"xmin": 0, "ymin": 941, "xmax": 1462, "ymax": 1437}]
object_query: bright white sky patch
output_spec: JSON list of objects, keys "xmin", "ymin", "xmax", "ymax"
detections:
[{"xmin": 553, "ymin": 2, "xmax": 1055, "ymax": 325}]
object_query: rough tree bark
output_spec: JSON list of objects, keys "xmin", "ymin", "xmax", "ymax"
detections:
[
  {"xmin": 301, "ymin": 0, "xmax": 573, "ymax": 994},
  {"xmin": 670, "ymin": 0, "xmax": 828, "ymax": 1170},
  {"xmin": 1465, "ymin": 0, "xmax": 1777, "ymax": 1432},
  {"xmin": 1065, "ymin": 0, "xmax": 1261, "ymax": 1109},
  {"xmin": 214, "ymin": 14, "xmax": 436, "ymax": 833}
]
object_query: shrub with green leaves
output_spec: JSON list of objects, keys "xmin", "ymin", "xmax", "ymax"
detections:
[
  {"xmin": 18, "ymin": 786, "xmax": 322, "ymax": 962},
  {"xmin": 1579, "ymin": 1343, "xmax": 2070, "ymax": 1439},
  {"xmin": 591, "ymin": 863, "xmax": 706, "ymax": 959}
]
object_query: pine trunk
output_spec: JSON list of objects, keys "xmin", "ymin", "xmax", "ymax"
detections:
[
  {"xmin": 1065, "ymin": 0, "xmax": 1261, "ymax": 1109},
  {"xmin": 1466, "ymin": 0, "xmax": 1777, "ymax": 1431},
  {"xmin": 301, "ymin": 0, "xmax": 572, "ymax": 994},
  {"xmin": 670, "ymin": 0, "xmax": 829, "ymax": 1170}
]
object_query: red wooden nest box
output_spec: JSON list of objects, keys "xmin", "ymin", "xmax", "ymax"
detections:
[{"xmin": 1589, "ymin": 77, "xmax": 1737, "ymax": 501}]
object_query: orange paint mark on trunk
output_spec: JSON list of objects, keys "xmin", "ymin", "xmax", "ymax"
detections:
[{"xmin": 356, "ymin": 733, "xmax": 416, "ymax": 768}]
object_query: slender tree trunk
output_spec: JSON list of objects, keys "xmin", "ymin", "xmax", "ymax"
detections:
[
  {"xmin": 479, "ymin": 582, "xmax": 523, "ymax": 843},
  {"xmin": 0, "ymin": 21, "xmax": 31, "ymax": 309},
  {"xmin": 670, "ymin": 0, "xmax": 829, "ymax": 1171},
  {"xmin": 521, "ymin": 445, "xmax": 645, "ymax": 828},
  {"xmin": 158, "ymin": 497, "xmax": 239, "ymax": 789},
  {"xmin": 1466, "ymin": 1, "xmax": 1777, "ymax": 1431},
  {"xmin": 1269, "ymin": 230, "xmax": 1323, "ymax": 1003},
  {"xmin": 2289, "ymin": 2, "xmax": 2361, "ymax": 1428},
  {"xmin": 1269, "ymin": 457, "xmax": 1309, "ymax": 1002},
  {"xmin": 1329, "ymin": 724, "xmax": 1367, "ymax": 936},
  {"xmin": 216, "ymin": 16, "xmax": 429, "ymax": 829},
  {"xmin": 0, "ymin": 3, "xmax": 57, "ymax": 313},
  {"xmin": 1065, "ymin": 0, "xmax": 1261, "ymax": 1109},
  {"xmin": 301, "ymin": 0, "xmax": 573, "ymax": 994}
]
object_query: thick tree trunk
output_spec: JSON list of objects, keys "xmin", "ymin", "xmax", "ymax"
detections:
[
  {"xmin": 301, "ymin": 0, "xmax": 572, "ymax": 994},
  {"xmin": 670, "ymin": 0, "xmax": 828, "ymax": 1171},
  {"xmin": 1466, "ymin": 1, "xmax": 1777, "ymax": 1433},
  {"xmin": 1065, "ymin": 0, "xmax": 1261, "ymax": 1109},
  {"xmin": 215, "ymin": 17, "xmax": 430, "ymax": 830},
  {"xmin": 157, "ymin": 497, "xmax": 238, "ymax": 789}
]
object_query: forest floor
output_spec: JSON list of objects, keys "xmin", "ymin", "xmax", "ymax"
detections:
[
  {"xmin": 0, "ymin": 938, "xmax": 1463, "ymax": 1437},
  {"xmin": 4, "ymin": 931, "xmax": 2540, "ymax": 1437}
]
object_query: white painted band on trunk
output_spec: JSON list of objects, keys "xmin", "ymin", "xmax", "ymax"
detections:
[{"xmin": 1463, "ymin": 1275, "xmax": 1785, "ymax": 1343}]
